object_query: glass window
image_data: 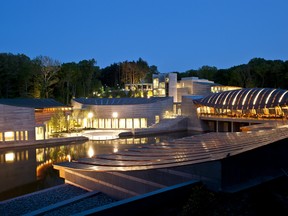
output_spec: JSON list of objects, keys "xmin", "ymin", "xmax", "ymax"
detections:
[
  {"xmin": 94, "ymin": 119, "xmax": 99, "ymax": 128},
  {"xmin": 35, "ymin": 127, "xmax": 44, "ymax": 140},
  {"xmin": 159, "ymin": 82, "xmax": 165, "ymax": 89},
  {"xmin": 25, "ymin": 131, "xmax": 28, "ymax": 141},
  {"xmin": 119, "ymin": 119, "xmax": 126, "ymax": 128},
  {"xmin": 0, "ymin": 133, "xmax": 3, "ymax": 141},
  {"xmin": 112, "ymin": 118, "xmax": 118, "ymax": 129},
  {"xmin": 4, "ymin": 131, "xmax": 14, "ymax": 141},
  {"xmin": 133, "ymin": 118, "xmax": 140, "ymax": 129},
  {"xmin": 99, "ymin": 119, "xmax": 105, "ymax": 128},
  {"xmin": 153, "ymin": 78, "xmax": 159, "ymax": 88},
  {"xmin": 155, "ymin": 116, "xmax": 160, "ymax": 124},
  {"xmin": 126, "ymin": 118, "xmax": 133, "ymax": 128},
  {"xmin": 141, "ymin": 118, "xmax": 147, "ymax": 128},
  {"xmin": 15, "ymin": 131, "xmax": 19, "ymax": 141},
  {"xmin": 105, "ymin": 119, "xmax": 112, "ymax": 129}
]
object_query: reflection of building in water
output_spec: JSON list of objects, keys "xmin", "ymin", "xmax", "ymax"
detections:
[
  {"xmin": 0, "ymin": 99, "xmax": 71, "ymax": 144},
  {"xmin": 72, "ymin": 97, "xmax": 173, "ymax": 129},
  {"xmin": 0, "ymin": 148, "xmax": 36, "ymax": 194}
]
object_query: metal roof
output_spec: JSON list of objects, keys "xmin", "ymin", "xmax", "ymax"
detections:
[
  {"xmin": 0, "ymin": 98, "xmax": 68, "ymax": 109},
  {"xmin": 53, "ymin": 122, "xmax": 288, "ymax": 172},
  {"xmin": 195, "ymin": 88, "xmax": 288, "ymax": 109},
  {"xmin": 73, "ymin": 97, "xmax": 172, "ymax": 105}
]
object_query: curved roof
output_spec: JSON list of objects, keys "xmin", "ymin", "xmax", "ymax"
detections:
[
  {"xmin": 73, "ymin": 97, "xmax": 172, "ymax": 105},
  {"xmin": 196, "ymin": 88, "xmax": 288, "ymax": 109}
]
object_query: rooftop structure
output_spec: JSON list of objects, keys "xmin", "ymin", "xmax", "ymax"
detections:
[{"xmin": 196, "ymin": 88, "xmax": 288, "ymax": 110}]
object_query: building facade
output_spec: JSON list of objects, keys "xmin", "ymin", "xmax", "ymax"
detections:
[
  {"xmin": 71, "ymin": 97, "xmax": 174, "ymax": 129},
  {"xmin": 0, "ymin": 99, "xmax": 71, "ymax": 144}
]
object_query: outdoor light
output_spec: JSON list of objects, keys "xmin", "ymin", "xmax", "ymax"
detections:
[
  {"xmin": 112, "ymin": 112, "xmax": 118, "ymax": 118},
  {"xmin": 88, "ymin": 112, "xmax": 93, "ymax": 119}
]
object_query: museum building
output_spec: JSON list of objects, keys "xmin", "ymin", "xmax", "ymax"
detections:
[{"xmin": 71, "ymin": 97, "xmax": 173, "ymax": 129}]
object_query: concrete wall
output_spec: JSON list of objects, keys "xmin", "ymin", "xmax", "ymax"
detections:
[
  {"xmin": 168, "ymin": 73, "xmax": 177, "ymax": 102},
  {"xmin": 181, "ymin": 96, "xmax": 208, "ymax": 131}
]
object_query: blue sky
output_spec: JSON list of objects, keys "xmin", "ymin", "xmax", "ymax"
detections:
[{"xmin": 1, "ymin": 0, "xmax": 287, "ymax": 72}]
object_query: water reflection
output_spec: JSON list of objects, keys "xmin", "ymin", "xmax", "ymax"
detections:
[{"xmin": 0, "ymin": 131, "xmax": 199, "ymax": 201}]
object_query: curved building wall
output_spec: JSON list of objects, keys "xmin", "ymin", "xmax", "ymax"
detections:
[{"xmin": 72, "ymin": 97, "xmax": 173, "ymax": 129}]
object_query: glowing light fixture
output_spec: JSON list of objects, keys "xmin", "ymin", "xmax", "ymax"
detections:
[
  {"xmin": 88, "ymin": 112, "xmax": 93, "ymax": 119},
  {"xmin": 112, "ymin": 112, "xmax": 118, "ymax": 118}
]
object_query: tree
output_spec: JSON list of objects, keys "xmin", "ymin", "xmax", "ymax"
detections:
[
  {"xmin": 0, "ymin": 53, "xmax": 36, "ymax": 98},
  {"xmin": 100, "ymin": 63, "xmax": 121, "ymax": 88},
  {"xmin": 197, "ymin": 65, "xmax": 217, "ymax": 81},
  {"xmin": 120, "ymin": 58, "xmax": 150, "ymax": 84},
  {"xmin": 56, "ymin": 62, "xmax": 79, "ymax": 104},
  {"xmin": 77, "ymin": 59, "xmax": 97, "ymax": 97},
  {"xmin": 34, "ymin": 56, "xmax": 60, "ymax": 98}
]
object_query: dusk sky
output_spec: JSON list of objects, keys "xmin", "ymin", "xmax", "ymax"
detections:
[{"xmin": 1, "ymin": 0, "xmax": 287, "ymax": 72}]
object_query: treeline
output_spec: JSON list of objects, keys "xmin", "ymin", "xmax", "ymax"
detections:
[
  {"xmin": 180, "ymin": 58, "xmax": 288, "ymax": 89},
  {"xmin": 1, "ymin": 53, "xmax": 288, "ymax": 104},
  {"xmin": 0, "ymin": 53, "xmax": 158, "ymax": 104}
]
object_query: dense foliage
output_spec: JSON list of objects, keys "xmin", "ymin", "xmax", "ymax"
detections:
[{"xmin": 0, "ymin": 52, "xmax": 287, "ymax": 104}]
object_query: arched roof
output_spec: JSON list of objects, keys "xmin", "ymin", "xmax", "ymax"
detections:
[{"xmin": 195, "ymin": 88, "xmax": 288, "ymax": 110}]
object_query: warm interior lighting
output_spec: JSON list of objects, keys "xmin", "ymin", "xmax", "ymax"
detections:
[{"xmin": 5, "ymin": 152, "xmax": 15, "ymax": 162}]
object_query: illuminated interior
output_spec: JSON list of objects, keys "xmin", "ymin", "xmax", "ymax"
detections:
[
  {"xmin": 83, "ymin": 117, "xmax": 148, "ymax": 129},
  {"xmin": 195, "ymin": 88, "xmax": 288, "ymax": 119}
]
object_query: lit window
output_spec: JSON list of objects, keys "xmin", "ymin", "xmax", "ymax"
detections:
[
  {"xmin": 141, "ymin": 118, "xmax": 147, "ymax": 128},
  {"xmin": 25, "ymin": 131, "xmax": 28, "ymax": 141},
  {"xmin": 126, "ymin": 119, "xmax": 133, "ymax": 128},
  {"xmin": 119, "ymin": 119, "xmax": 126, "ymax": 128},
  {"xmin": 4, "ymin": 131, "xmax": 14, "ymax": 141},
  {"xmin": 133, "ymin": 119, "xmax": 140, "ymax": 129}
]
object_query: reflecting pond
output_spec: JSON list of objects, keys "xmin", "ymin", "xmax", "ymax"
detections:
[{"xmin": 0, "ymin": 131, "xmax": 200, "ymax": 201}]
